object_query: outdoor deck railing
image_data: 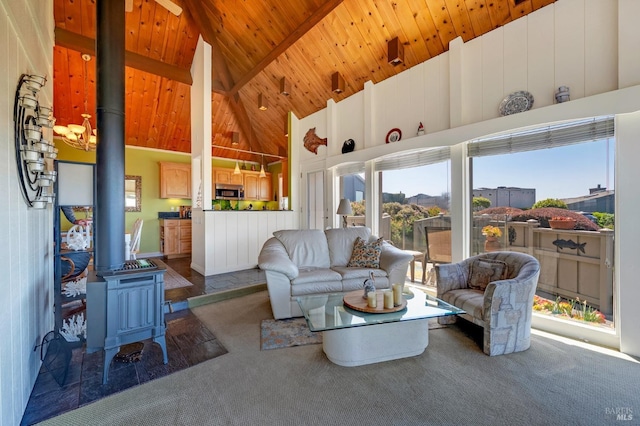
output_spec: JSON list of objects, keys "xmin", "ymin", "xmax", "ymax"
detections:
[{"xmin": 412, "ymin": 216, "xmax": 614, "ymax": 315}]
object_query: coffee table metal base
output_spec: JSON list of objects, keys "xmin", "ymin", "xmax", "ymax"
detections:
[{"xmin": 322, "ymin": 319, "xmax": 429, "ymax": 367}]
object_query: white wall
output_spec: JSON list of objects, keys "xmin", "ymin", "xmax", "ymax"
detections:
[
  {"xmin": 190, "ymin": 36, "xmax": 212, "ymax": 273},
  {"xmin": 291, "ymin": 0, "xmax": 640, "ymax": 355},
  {"xmin": 192, "ymin": 211, "xmax": 299, "ymax": 275},
  {"xmin": 0, "ymin": 0, "xmax": 54, "ymax": 424},
  {"xmin": 615, "ymin": 109, "xmax": 640, "ymax": 356}
]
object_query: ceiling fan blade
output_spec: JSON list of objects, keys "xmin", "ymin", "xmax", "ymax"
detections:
[
  {"xmin": 155, "ymin": 0, "xmax": 182, "ymax": 16},
  {"xmin": 125, "ymin": 0, "xmax": 133, "ymax": 12}
]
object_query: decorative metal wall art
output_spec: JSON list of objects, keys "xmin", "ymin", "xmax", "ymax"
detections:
[
  {"xmin": 552, "ymin": 238, "xmax": 586, "ymax": 254},
  {"xmin": 303, "ymin": 127, "xmax": 327, "ymax": 155},
  {"xmin": 13, "ymin": 73, "xmax": 57, "ymax": 208}
]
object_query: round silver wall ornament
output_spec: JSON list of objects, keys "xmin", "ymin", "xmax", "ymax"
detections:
[{"xmin": 499, "ymin": 91, "xmax": 534, "ymax": 116}]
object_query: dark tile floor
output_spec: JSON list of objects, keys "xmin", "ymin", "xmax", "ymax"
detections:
[{"xmin": 21, "ymin": 259, "xmax": 260, "ymax": 426}]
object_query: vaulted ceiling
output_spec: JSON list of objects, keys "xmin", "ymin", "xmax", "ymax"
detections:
[{"xmin": 53, "ymin": 0, "xmax": 556, "ymax": 163}]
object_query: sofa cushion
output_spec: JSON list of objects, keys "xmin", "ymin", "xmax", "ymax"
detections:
[
  {"xmin": 291, "ymin": 277, "xmax": 343, "ymax": 297},
  {"xmin": 331, "ymin": 266, "xmax": 387, "ymax": 281},
  {"xmin": 293, "ymin": 267, "xmax": 342, "ymax": 284},
  {"xmin": 441, "ymin": 289, "xmax": 485, "ymax": 320},
  {"xmin": 468, "ymin": 259, "xmax": 507, "ymax": 291},
  {"xmin": 273, "ymin": 229, "xmax": 330, "ymax": 268},
  {"xmin": 325, "ymin": 227, "xmax": 372, "ymax": 267},
  {"xmin": 347, "ymin": 237, "xmax": 383, "ymax": 269}
]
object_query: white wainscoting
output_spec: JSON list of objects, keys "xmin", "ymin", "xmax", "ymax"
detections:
[
  {"xmin": 191, "ymin": 211, "xmax": 299, "ymax": 276},
  {"xmin": 0, "ymin": 1, "xmax": 55, "ymax": 424}
]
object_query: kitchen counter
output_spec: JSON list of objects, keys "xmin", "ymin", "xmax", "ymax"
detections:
[{"xmin": 158, "ymin": 212, "xmax": 192, "ymax": 219}]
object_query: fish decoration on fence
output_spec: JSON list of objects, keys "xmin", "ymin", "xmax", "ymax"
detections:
[
  {"xmin": 552, "ymin": 238, "xmax": 586, "ymax": 254},
  {"xmin": 303, "ymin": 127, "xmax": 327, "ymax": 155}
]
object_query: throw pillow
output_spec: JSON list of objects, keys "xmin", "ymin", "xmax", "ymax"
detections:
[
  {"xmin": 347, "ymin": 237, "xmax": 383, "ymax": 269},
  {"xmin": 467, "ymin": 259, "xmax": 508, "ymax": 291}
]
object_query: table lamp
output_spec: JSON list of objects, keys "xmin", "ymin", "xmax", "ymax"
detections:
[{"xmin": 336, "ymin": 198, "xmax": 352, "ymax": 228}]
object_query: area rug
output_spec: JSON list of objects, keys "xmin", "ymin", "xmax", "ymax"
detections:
[
  {"xmin": 163, "ymin": 264, "xmax": 193, "ymax": 289},
  {"xmin": 261, "ymin": 318, "xmax": 322, "ymax": 350},
  {"xmin": 260, "ymin": 317, "xmax": 446, "ymax": 350}
]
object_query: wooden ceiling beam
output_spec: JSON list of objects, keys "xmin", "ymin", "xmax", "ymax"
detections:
[
  {"xmin": 181, "ymin": 0, "xmax": 270, "ymax": 155},
  {"xmin": 180, "ymin": 0, "xmax": 234, "ymax": 94},
  {"xmin": 228, "ymin": 0, "xmax": 345, "ymax": 96},
  {"xmin": 54, "ymin": 27, "xmax": 192, "ymax": 85}
]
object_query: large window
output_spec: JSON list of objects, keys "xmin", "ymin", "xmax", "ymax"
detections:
[
  {"xmin": 376, "ymin": 148, "xmax": 451, "ymax": 253},
  {"xmin": 470, "ymin": 117, "xmax": 615, "ymax": 330}
]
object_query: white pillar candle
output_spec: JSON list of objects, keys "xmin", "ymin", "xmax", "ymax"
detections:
[
  {"xmin": 367, "ymin": 291, "xmax": 377, "ymax": 308},
  {"xmin": 392, "ymin": 283, "xmax": 403, "ymax": 306},
  {"xmin": 383, "ymin": 290, "xmax": 394, "ymax": 309}
]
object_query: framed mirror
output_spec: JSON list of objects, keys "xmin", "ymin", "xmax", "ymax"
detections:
[{"xmin": 125, "ymin": 175, "xmax": 141, "ymax": 212}]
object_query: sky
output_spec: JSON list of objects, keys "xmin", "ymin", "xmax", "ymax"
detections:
[{"xmin": 381, "ymin": 139, "xmax": 615, "ymax": 202}]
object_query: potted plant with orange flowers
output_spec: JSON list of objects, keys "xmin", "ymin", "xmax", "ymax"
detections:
[
  {"xmin": 482, "ymin": 225, "xmax": 502, "ymax": 252},
  {"xmin": 549, "ymin": 216, "xmax": 577, "ymax": 230}
]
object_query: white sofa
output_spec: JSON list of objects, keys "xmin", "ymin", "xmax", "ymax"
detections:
[{"xmin": 258, "ymin": 227, "xmax": 413, "ymax": 319}]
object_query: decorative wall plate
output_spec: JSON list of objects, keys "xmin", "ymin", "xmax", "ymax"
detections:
[
  {"xmin": 499, "ymin": 91, "xmax": 534, "ymax": 116},
  {"xmin": 386, "ymin": 128, "xmax": 402, "ymax": 143}
]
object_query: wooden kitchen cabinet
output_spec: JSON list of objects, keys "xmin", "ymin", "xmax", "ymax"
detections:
[
  {"xmin": 259, "ymin": 175, "xmax": 271, "ymax": 201},
  {"xmin": 244, "ymin": 173, "xmax": 259, "ymax": 200},
  {"xmin": 160, "ymin": 219, "xmax": 191, "ymax": 258},
  {"xmin": 213, "ymin": 167, "xmax": 243, "ymax": 185},
  {"xmin": 243, "ymin": 171, "xmax": 271, "ymax": 201},
  {"xmin": 159, "ymin": 162, "xmax": 191, "ymax": 199}
]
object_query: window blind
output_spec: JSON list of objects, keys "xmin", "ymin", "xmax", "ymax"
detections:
[
  {"xmin": 335, "ymin": 162, "xmax": 365, "ymax": 177},
  {"xmin": 374, "ymin": 146, "xmax": 450, "ymax": 172},
  {"xmin": 467, "ymin": 116, "xmax": 614, "ymax": 158}
]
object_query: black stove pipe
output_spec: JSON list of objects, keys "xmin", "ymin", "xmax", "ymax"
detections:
[{"xmin": 95, "ymin": 0, "xmax": 125, "ymax": 272}]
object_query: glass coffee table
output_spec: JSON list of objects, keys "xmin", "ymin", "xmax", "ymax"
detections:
[{"xmin": 296, "ymin": 286, "xmax": 464, "ymax": 366}]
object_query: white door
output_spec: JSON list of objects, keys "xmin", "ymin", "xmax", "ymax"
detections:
[{"xmin": 307, "ymin": 170, "xmax": 325, "ymax": 229}]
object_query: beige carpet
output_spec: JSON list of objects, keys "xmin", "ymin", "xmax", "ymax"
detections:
[
  {"xmin": 39, "ymin": 291, "xmax": 640, "ymax": 426},
  {"xmin": 163, "ymin": 264, "xmax": 193, "ymax": 289}
]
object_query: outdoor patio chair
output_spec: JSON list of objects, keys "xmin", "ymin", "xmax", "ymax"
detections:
[{"xmin": 422, "ymin": 226, "xmax": 452, "ymax": 285}]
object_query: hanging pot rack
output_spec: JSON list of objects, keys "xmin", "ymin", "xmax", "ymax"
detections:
[{"xmin": 212, "ymin": 144, "xmax": 286, "ymax": 160}]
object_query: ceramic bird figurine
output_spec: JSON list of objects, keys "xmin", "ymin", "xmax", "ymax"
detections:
[{"xmin": 363, "ymin": 271, "xmax": 376, "ymax": 299}]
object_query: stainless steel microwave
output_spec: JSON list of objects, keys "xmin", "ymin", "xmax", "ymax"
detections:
[{"xmin": 215, "ymin": 184, "xmax": 244, "ymax": 200}]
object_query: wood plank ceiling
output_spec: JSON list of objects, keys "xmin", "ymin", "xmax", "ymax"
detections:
[{"xmin": 53, "ymin": 0, "xmax": 556, "ymax": 163}]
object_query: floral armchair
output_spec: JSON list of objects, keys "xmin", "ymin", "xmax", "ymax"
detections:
[{"xmin": 435, "ymin": 251, "xmax": 540, "ymax": 356}]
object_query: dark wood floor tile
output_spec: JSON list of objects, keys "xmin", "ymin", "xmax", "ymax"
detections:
[
  {"xmin": 30, "ymin": 360, "xmax": 82, "ymax": 397},
  {"xmin": 21, "ymin": 383, "xmax": 80, "ymax": 426},
  {"xmin": 170, "ymin": 324, "xmax": 216, "ymax": 348},
  {"xmin": 136, "ymin": 344, "xmax": 190, "ymax": 384},
  {"xmin": 79, "ymin": 363, "xmax": 139, "ymax": 406}
]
